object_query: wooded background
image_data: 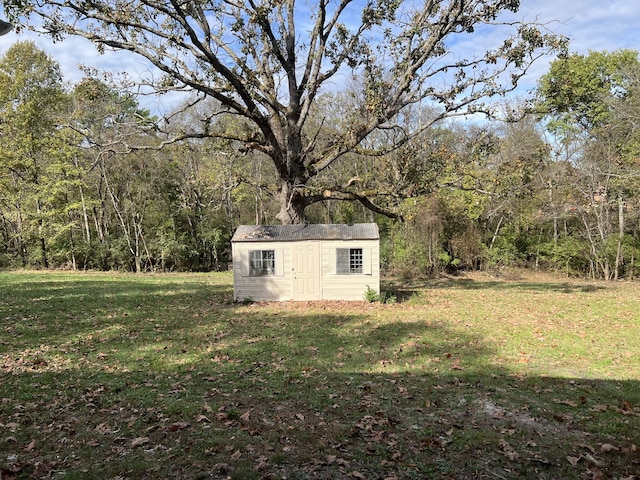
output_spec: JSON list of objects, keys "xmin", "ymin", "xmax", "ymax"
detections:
[{"xmin": 2, "ymin": 41, "xmax": 639, "ymax": 279}]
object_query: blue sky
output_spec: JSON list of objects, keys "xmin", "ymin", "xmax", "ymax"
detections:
[
  {"xmin": 499, "ymin": 0, "xmax": 640, "ymax": 91},
  {"xmin": 1, "ymin": 0, "xmax": 638, "ymax": 113}
]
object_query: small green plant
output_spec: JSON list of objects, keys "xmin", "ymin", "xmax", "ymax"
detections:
[
  {"xmin": 407, "ymin": 290, "xmax": 428, "ymax": 305},
  {"xmin": 363, "ymin": 285, "xmax": 380, "ymax": 302},
  {"xmin": 379, "ymin": 291, "xmax": 397, "ymax": 304},
  {"xmin": 226, "ymin": 407, "xmax": 240, "ymax": 420}
]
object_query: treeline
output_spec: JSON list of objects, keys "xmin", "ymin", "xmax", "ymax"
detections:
[{"xmin": 1, "ymin": 42, "xmax": 640, "ymax": 279}]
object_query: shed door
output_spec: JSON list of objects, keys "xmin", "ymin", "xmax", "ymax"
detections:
[{"xmin": 292, "ymin": 242, "xmax": 320, "ymax": 300}]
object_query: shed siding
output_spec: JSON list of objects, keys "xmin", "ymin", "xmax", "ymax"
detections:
[
  {"xmin": 233, "ymin": 241, "xmax": 292, "ymax": 301},
  {"xmin": 320, "ymin": 240, "xmax": 379, "ymax": 300}
]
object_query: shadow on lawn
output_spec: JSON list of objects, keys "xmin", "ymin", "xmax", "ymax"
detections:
[
  {"xmin": 2, "ymin": 369, "xmax": 639, "ymax": 479},
  {"xmin": 1, "ymin": 274, "xmax": 638, "ymax": 479}
]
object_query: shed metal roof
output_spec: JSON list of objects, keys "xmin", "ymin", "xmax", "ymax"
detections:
[{"xmin": 231, "ymin": 223, "xmax": 379, "ymax": 242}]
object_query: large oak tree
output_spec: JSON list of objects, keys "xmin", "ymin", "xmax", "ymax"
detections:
[{"xmin": 7, "ymin": 0, "xmax": 565, "ymax": 224}]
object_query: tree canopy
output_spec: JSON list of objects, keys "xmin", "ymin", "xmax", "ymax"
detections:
[
  {"xmin": 535, "ymin": 49, "xmax": 640, "ymax": 280},
  {"xmin": 536, "ymin": 49, "xmax": 640, "ymax": 138},
  {"xmin": 7, "ymin": 0, "xmax": 566, "ymax": 224},
  {"xmin": 0, "ymin": 41, "xmax": 70, "ymax": 268}
]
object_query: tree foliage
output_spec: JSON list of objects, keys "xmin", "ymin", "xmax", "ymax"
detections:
[
  {"xmin": 0, "ymin": 41, "xmax": 71, "ymax": 268},
  {"xmin": 536, "ymin": 49, "xmax": 640, "ymax": 136},
  {"xmin": 4, "ymin": 39, "xmax": 640, "ymax": 279},
  {"xmin": 7, "ymin": 0, "xmax": 566, "ymax": 224},
  {"xmin": 535, "ymin": 50, "xmax": 640, "ymax": 279},
  {"xmin": 0, "ymin": 43, "xmax": 232, "ymax": 271}
]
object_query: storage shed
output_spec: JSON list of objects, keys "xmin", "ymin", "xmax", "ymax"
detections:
[{"xmin": 231, "ymin": 223, "xmax": 380, "ymax": 301}]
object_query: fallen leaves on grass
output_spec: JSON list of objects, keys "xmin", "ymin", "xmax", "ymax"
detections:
[
  {"xmin": 325, "ymin": 455, "xmax": 350, "ymax": 467},
  {"xmin": 23, "ymin": 439, "xmax": 36, "ymax": 452},
  {"xmin": 169, "ymin": 421, "xmax": 190, "ymax": 432},
  {"xmin": 131, "ymin": 436, "xmax": 150, "ymax": 448},
  {"xmin": 499, "ymin": 439, "xmax": 520, "ymax": 460},
  {"xmin": 567, "ymin": 455, "xmax": 580, "ymax": 467},
  {"xmin": 600, "ymin": 443, "xmax": 618, "ymax": 453},
  {"xmin": 2, "ymin": 271, "xmax": 639, "ymax": 480}
]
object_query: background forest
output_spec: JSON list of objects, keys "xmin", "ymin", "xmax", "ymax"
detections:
[{"xmin": 2, "ymin": 41, "xmax": 640, "ymax": 280}]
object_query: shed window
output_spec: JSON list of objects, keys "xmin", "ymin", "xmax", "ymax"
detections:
[
  {"xmin": 249, "ymin": 250, "xmax": 275, "ymax": 276},
  {"xmin": 337, "ymin": 248, "xmax": 363, "ymax": 274}
]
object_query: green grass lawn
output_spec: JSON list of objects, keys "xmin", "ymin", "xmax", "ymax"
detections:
[{"xmin": 1, "ymin": 270, "xmax": 639, "ymax": 479}]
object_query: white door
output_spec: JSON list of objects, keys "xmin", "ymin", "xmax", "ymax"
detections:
[{"xmin": 292, "ymin": 242, "xmax": 320, "ymax": 300}]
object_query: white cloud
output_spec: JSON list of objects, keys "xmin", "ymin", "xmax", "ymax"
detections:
[{"xmin": 486, "ymin": 0, "xmax": 640, "ymax": 93}]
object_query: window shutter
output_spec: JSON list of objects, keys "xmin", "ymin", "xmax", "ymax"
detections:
[
  {"xmin": 336, "ymin": 248, "xmax": 349, "ymax": 274},
  {"xmin": 329, "ymin": 247, "xmax": 337, "ymax": 274},
  {"xmin": 274, "ymin": 249, "xmax": 284, "ymax": 276},
  {"xmin": 363, "ymin": 247, "xmax": 372, "ymax": 275},
  {"xmin": 239, "ymin": 249, "xmax": 249, "ymax": 276}
]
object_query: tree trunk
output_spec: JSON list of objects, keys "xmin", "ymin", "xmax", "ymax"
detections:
[
  {"xmin": 67, "ymin": 207, "xmax": 77, "ymax": 270},
  {"xmin": 73, "ymin": 157, "xmax": 92, "ymax": 244},
  {"xmin": 489, "ymin": 216, "xmax": 504, "ymax": 251},
  {"xmin": 12, "ymin": 185, "xmax": 28, "ymax": 266},
  {"xmin": 79, "ymin": 184, "xmax": 91, "ymax": 244},
  {"xmin": 36, "ymin": 198, "xmax": 49, "ymax": 269},
  {"xmin": 275, "ymin": 180, "xmax": 306, "ymax": 225},
  {"xmin": 581, "ymin": 213, "xmax": 609, "ymax": 280},
  {"xmin": 614, "ymin": 197, "xmax": 625, "ymax": 280},
  {"xmin": 39, "ymin": 237, "xmax": 49, "ymax": 268},
  {"xmin": 100, "ymin": 159, "xmax": 138, "ymax": 270},
  {"xmin": 548, "ymin": 183, "xmax": 558, "ymax": 246}
]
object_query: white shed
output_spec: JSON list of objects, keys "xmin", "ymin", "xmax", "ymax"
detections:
[{"xmin": 231, "ymin": 223, "xmax": 380, "ymax": 301}]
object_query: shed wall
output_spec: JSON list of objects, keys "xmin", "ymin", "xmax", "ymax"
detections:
[
  {"xmin": 232, "ymin": 238, "xmax": 380, "ymax": 301},
  {"xmin": 320, "ymin": 240, "xmax": 380, "ymax": 301},
  {"xmin": 233, "ymin": 241, "xmax": 292, "ymax": 301}
]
